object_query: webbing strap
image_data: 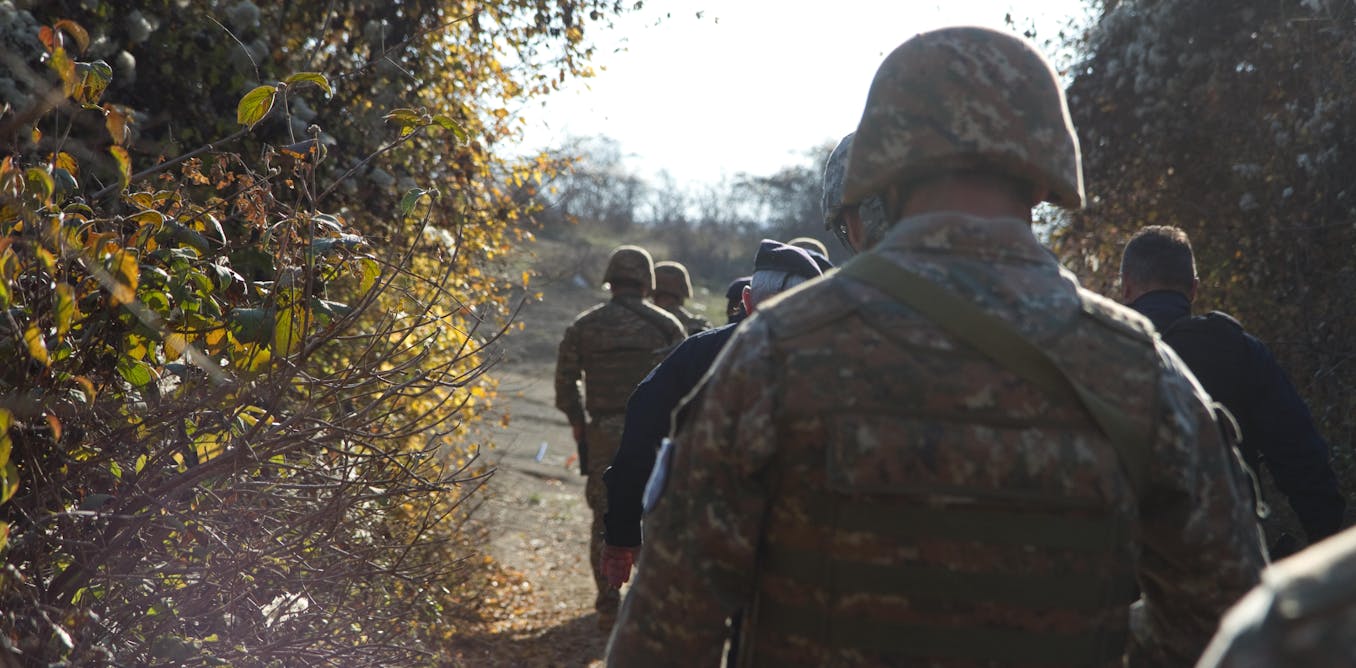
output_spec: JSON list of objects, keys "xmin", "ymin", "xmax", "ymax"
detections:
[
  {"xmin": 756, "ymin": 602, "xmax": 1127, "ymax": 665},
  {"xmin": 801, "ymin": 503, "xmax": 1121, "ymax": 551},
  {"xmin": 762, "ymin": 545, "xmax": 1137, "ymax": 608},
  {"xmin": 838, "ymin": 253, "xmax": 1148, "ymax": 494}
]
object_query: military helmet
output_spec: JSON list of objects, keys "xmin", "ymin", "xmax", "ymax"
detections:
[
  {"xmin": 822, "ymin": 133, "xmax": 854, "ymax": 230},
  {"xmin": 843, "ymin": 26, "xmax": 1084, "ymax": 210},
  {"xmin": 603, "ymin": 245, "xmax": 656, "ymax": 291},
  {"xmin": 653, "ymin": 261, "xmax": 692, "ymax": 300}
]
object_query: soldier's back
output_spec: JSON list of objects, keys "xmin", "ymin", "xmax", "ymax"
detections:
[
  {"xmin": 733, "ymin": 212, "xmax": 1234, "ymax": 667},
  {"xmin": 569, "ymin": 296, "xmax": 683, "ymax": 415}
]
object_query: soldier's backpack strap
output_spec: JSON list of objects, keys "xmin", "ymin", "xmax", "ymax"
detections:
[{"xmin": 838, "ymin": 252, "xmax": 1149, "ymax": 494}]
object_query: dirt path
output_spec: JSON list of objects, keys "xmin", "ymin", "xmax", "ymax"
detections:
[{"xmin": 447, "ymin": 361, "xmax": 617, "ymax": 667}]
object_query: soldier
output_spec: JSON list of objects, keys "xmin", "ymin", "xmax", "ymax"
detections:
[
  {"xmin": 653, "ymin": 261, "xmax": 709, "ymax": 335},
  {"xmin": 607, "ymin": 26, "xmax": 1264, "ymax": 667},
  {"xmin": 601, "ymin": 241, "xmax": 825, "ymax": 587},
  {"xmin": 1120, "ymin": 225, "xmax": 1345, "ymax": 557},
  {"xmin": 723, "ymin": 276, "xmax": 751, "ymax": 324},
  {"xmin": 1197, "ymin": 526, "xmax": 1356, "ymax": 667},
  {"xmin": 555, "ymin": 245, "xmax": 686, "ymax": 629},
  {"xmin": 821, "ymin": 132, "xmax": 892, "ymax": 254}
]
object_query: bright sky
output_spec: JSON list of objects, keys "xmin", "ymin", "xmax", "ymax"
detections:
[{"xmin": 515, "ymin": 0, "xmax": 1090, "ymax": 189}]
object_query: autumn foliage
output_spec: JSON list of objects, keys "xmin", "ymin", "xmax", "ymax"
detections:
[{"xmin": 0, "ymin": 0, "xmax": 635, "ymax": 664}]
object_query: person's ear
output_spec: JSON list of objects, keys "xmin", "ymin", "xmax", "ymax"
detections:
[
  {"xmin": 845, "ymin": 207, "xmax": 868, "ymax": 252},
  {"xmin": 1188, "ymin": 277, "xmax": 1199, "ymax": 303},
  {"xmin": 741, "ymin": 285, "xmax": 754, "ymax": 315}
]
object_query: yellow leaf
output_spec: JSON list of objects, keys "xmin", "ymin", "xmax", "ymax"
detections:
[
  {"xmin": 72, "ymin": 376, "xmax": 96, "ymax": 402},
  {"xmin": 109, "ymin": 146, "xmax": 131, "ymax": 188},
  {"xmin": 109, "ymin": 250, "xmax": 138, "ymax": 306},
  {"xmin": 54, "ymin": 283, "xmax": 75, "ymax": 337},
  {"xmin": 194, "ymin": 431, "xmax": 227, "ymax": 463},
  {"xmin": 163, "ymin": 332, "xmax": 187, "ymax": 360},
  {"xmin": 24, "ymin": 323, "xmax": 49, "ymax": 366}
]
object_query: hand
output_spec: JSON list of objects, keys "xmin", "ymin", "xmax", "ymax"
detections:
[{"xmin": 601, "ymin": 544, "xmax": 639, "ymax": 589}]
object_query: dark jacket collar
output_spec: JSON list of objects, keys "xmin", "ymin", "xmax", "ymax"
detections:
[{"xmin": 1128, "ymin": 290, "xmax": 1192, "ymax": 331}]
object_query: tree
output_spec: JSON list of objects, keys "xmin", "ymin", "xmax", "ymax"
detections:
[
  {"xmin": 0, "ymin": 0, "xmax": 637, "ymax": 664},
  {"xmin": 1054, "ymin": 0, "xmax": 1356, "ymax": 502}
]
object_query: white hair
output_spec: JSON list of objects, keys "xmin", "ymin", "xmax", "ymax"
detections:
[{"xmin": 747, "ymin": 270, "xmax": 812, "ymax": 309}]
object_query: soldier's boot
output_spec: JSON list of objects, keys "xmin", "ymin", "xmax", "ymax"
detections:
[{"xmin": 595, "ymin": 589, "xmax": 620, "ymax": 631}]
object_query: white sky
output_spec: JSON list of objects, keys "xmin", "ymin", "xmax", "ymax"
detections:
[{"xmin": 514, "ymin": 0, "xmax": 1090, "ymax": 189}]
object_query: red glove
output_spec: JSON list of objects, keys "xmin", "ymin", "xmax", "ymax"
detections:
[{"xmin": 601, "ymin": 544, "xmax": 639, "ymax": 589}]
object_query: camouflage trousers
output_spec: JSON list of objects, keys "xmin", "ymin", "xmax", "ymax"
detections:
[{"xmin": 584, "ymin": 414, "xmax": 625, "ymax": 603}]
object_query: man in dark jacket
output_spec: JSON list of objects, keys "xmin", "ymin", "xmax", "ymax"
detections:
[
  {"xmin": 600, "ymin": 241, "xmax": 826, "ymax": 585},
  {"xmin": 1121, "ymin": 225, "xmax": 1345, "ymax": 555}
]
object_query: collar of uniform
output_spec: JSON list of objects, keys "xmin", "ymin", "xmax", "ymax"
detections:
[
  {"xmin": 611, "ymin": 293, "xmax": 646, "ymax": 304},
  {"xmin": 873, "ymin": 211, "xmax": 1054, "ymax": 266},
  {"xmin": 1128, "ymin": 290, "xmax": 1191, "ymax": 331}
]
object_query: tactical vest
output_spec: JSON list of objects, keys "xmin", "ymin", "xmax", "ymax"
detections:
[{"xmin": 740, "ymin": 255, "xmax": 1159, "ymax": 667}]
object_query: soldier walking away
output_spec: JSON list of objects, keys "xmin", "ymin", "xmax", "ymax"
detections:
[
  {"xmin": 607, "ymin": 26, "xmax": 1264, "ymax": 667},
  {"xmin": 1197, "ymin": 526, "xmax": 1356, "ymax": 668},
  {"xmin": 1120, "ymin": 225, "xmax": 1345, "ymax": 558},
  {"xmin": 601, "ymin": 240, "xmax": 825, "ymax": 587},
  {"xmin": 554, "ymin": 245, "xmax": 685, "ymax": 630},
  {"xmin": 652, "ymin": 261, "xmax": 709, "ymax": 335}
]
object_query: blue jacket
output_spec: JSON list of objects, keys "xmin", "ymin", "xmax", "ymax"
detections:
[
  {"xmin": 1131, "ymin": 290, "xmax": 1345, "ymax": 543},
  {"xmin": 603, "ymin": 321, "xmax": 740, "ymax": 547}
]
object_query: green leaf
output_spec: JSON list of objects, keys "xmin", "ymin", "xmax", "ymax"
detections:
[
  {"xmin": 108, "ymin": 460, "xmax": 122, "ymax": 480},
  {"xmin": 358, "ymin": 258, "xmax": 380, "ymax": 294},
  {"xmin": 0, "ymin": 409, "xmax": 11, "ymax": 470},
  {"xmin": 236, "ymin": 85, "xmax": 278, "ymax": 127},
  {"xmin": 271, "ymin": 303, "xmax": 305, "ymax": 357},
  {"xmin": 72, "ymin": 60, "xmax": 112, "ymax": 105},
  {"xmin": 283, "ymin": 72, "xmax": 332, "ymax": 96},
  {"xmin": 168, "ymin": 222, "xmax": 212, "ymax": 255},
  {"xmin": 79, "ymin": 493, "xmax": 113, "ymax": 510},
  {"xmin": 115, "ymin": 357, "xmax": 155, "ymax": 387},
  {"xmin": 0, "ymin": 521, "xmax": 9, "ymax": 552},
  {"xmin": 24, "ymin": 168, "xmax": 54, "ymax": 201},
  {"xmin": 310, "ymin": 234, "xmax": 364, "ymax": 255},
  {"xmin": 0, "ymin": 461, "xmax": 16, "ymax": 505},
  {"xmin": 228, "ymin": 308, "xmax": 273, "ymax": 344},
  {"xmin": 400, "ymin": 188, "xmax": 429, "ymax": 216},
  {"xmin": 383, "ymin": 108, "xmax": 422, "ymax": 125},
  {"xmin": 431, "ymin": 115, "xmax": 468, "ymax": 143}
]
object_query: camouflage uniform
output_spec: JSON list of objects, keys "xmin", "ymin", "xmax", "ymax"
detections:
[
  {"xmin": 654, "ymin": 261, "xmax": 709, "ymax": 335},
  {"xmin": 556, "ymin": 246, "xmax": 685, "ymax": 616},
  {"xmin": 1197, "ymin": 527, "xmax": 1356, "ymax": 668},
  {"xmin": 607, "ymin": 27, "xmax": 1264, "ymax": 667}
]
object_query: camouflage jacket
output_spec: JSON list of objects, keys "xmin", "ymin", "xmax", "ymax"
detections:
[
  {"xmin": 660, "ymin": 303, "xmax": 710, "ymax": 336},
  {"xmin": 607, "ymin": 213, "xmax": 1264, "ymax": 667},
  {"xmin": 1197, "ymin": 527, "xmax": 1356, "ymax": 668},
  {"xmin": 555, "ymin": 294, "xmax": 685, "ymax": 426}
]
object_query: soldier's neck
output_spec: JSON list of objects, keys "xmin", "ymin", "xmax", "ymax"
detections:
[{"xmin": 895, "ymin": 174, "xmax": 1034, "ymax": 223}]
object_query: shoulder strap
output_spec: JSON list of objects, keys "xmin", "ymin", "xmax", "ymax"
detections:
[
  {"xmin": 615, "ymin": 298, "xmax": 683, "ymax": 345},
  {"xmin": 838, "ymin": 252, "xmax": 1148, "ymax": 494}
]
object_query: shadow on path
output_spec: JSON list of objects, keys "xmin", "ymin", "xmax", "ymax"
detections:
[{"xmin": 447, "ymin": 612, "xmax": 610, "ymax": 667}]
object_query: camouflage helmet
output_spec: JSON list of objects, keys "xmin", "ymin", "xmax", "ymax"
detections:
[
  {"xmin": 603, "ymin": 245, "xmax": 656, "ymax": 291},
  {"xmin": 821, "ymin": 133, "xmax": 854, "ymax": 229},
  {"xmin": 843, "ymin": 26, "xmax": 1084, "ymax": 210},
  {"xmin": 823, "ymin": 133, "xmax": 894, "ymax": 252},
  {"xmin": 653, "ymin": 261, "xmax": 692, "ymax": 300}
]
